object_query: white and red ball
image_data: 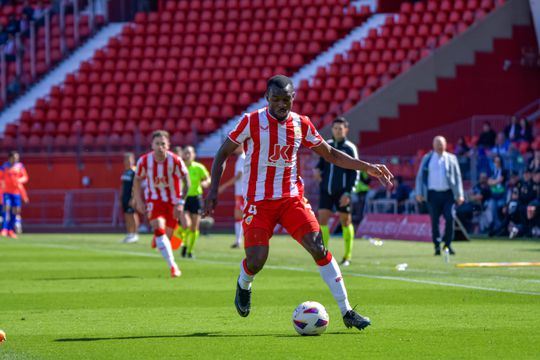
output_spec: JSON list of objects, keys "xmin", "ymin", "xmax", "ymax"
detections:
[{"xmin": 292, "ymin": 301, "xmax": 329, "ymax": 335}]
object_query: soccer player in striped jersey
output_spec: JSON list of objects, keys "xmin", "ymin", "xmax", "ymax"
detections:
[
  {"xmin": 218, "ymin": 146, "xmax": 245, "ymax": 249},
  {"xmin": 204, "ymin": 75, "xmax": 393, "ymax": 331},
  {"xmin": 1, "ymin": 151, "xmax": 29, "ymax": 238},
  {"xmin": 133, "ymin": 130, "xmax": 190, "ymax": 277}
]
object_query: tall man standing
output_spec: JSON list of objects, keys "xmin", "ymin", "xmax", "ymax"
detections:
[
  {"xmin": 313, "ymin": 117, "xmax": 359, "ymax": 267},
  {"xmin": 415, "ymin": 136, "xmax": 464, "ymax": 255}
]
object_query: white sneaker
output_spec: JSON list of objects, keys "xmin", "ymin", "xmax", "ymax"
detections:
[
  {"xmin": 122, "ymin": 234, "xmax": 139, "ymax": 244},
  {"xmin": 509, "ymin": 227, "xmax": 519, "ymax": 239},
  {"xmin": 341, "ymin": 259, "xmax": 351, "ymax": 267},
  {"xmin": 170, "ymin": 265, "xmax": 182, "ymax": 278},
  {"xmin": 14, "ymin": 222, "xmax": 22, "ymax": 234}
]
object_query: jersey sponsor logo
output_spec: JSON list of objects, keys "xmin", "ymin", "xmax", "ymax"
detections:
[
  {"xmin": 268, "ymin": 144, "xmax": 293, "ymax": 167},
  {"xmin": 260, "ymin": 125, "xmax": 269, "ymax": 131}
]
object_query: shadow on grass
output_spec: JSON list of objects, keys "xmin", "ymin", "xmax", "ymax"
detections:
[
  {"xmin": 37, "ymin": 276, "xmax": 140, "ymax": 281},
  {"xmin": 55, "ymin": 331, "xmax": 359, "ymax": 342}
]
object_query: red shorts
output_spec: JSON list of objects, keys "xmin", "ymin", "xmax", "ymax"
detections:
[
  {"xmin": 242, "ymin": 196, "xmax": 320, "ymax": 248},
  {"xmin": 146, "ymin": 200, "xmax": 177, "ymax": 229}
]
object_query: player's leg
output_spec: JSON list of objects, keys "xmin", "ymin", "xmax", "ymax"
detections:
[
  {"xmin": 186, "ymin": 212, "xmax": 200, "ymax": 258},
  {"xmin": 231, "ymin": 196, "xmax": 244, "ymax": 248},
  {"xmin": 1, "ymin": 194, "xmax": 12, "ymax": 236},
  {"xmin": 8, "ymin": 206, "xmax": 21, "ymax": 238},
  {"xmin": 149, "ymin": 202, "xmax": 181, "ymax": 277},
  {"xmin": 235, "ymin": 199, "xmax": 277, "ymax": 317},
  {"xmin": 122, "ymin": 209, "xmax": 139, "ymax": 243},
  {"xmin": 427, "ymin": 191, "xmax": 443, "ymax": 254},
  {"xmin": 318, "ymin": 191, "xmax": 333, "ymax": 248},
  {"xmin": 442, "ymin": 193, "xmax": 455, "ymax": 254},
  {"xmin": 284, "ymin": 197, "xmax": 370, "ymax": 331},
  {"xmin": 339, "ymin": 211, "xmax": 354, "ymax": 266}
]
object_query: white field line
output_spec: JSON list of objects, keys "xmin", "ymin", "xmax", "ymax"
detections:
[{"xmin": 26, "ymin": 243, "xmax": 540, "ymax": 297}]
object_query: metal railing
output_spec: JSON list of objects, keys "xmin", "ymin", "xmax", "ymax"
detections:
[{"xmin": 0, "ymin": 0, "xmax": 108, "ymax": 106}]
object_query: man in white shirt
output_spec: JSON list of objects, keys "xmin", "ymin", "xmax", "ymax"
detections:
[{"xmin": 415, "ymin": 136, "xmax": 464, "ymax": 255}]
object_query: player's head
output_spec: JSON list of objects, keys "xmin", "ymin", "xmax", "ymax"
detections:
[
  {"xmin": 123, "ymin": 152, "xmax": 135, "ymax": 168},
  {"xmin": 8, "ymin": 150, "xmax": 19, "ymax": 163},
  {"xmin": 432, "ymin": 136, "xmax": 446, "ymax": 154},
  {"xmin": 331, "ymin": 117, "xmax": 349, "ymax": 141},
  {"xmin": 265, "ymin": 75, "xmax": 295, "ymax": 121},
  {"xmin": 183, "ymin": 145, "xmax": 196, "ymax": 164},
  {"xmin": 172, "ymin": 146, "xmax": 183, "ymax": 157},
  {"xmin": 151, "ymin": 130, "xmax": 170, "ymax": 158}
]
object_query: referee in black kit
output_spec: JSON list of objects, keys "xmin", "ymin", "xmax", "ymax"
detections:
[{"xmin": 313, "ymin": 117, "xmax": 359, "ymax": 266}]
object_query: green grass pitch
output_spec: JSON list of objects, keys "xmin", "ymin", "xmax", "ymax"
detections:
[{"xmin": 1, "ymin": 233, "xmax": 539, "ymax": 359}]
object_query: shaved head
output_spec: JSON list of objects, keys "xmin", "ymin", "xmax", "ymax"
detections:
[{"xmin": 433, "ymin": 136, "xmax": 447, "ymax": 154}]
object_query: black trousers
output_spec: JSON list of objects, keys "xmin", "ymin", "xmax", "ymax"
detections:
[{"xmin": 427, "ymin": 190, "xmax": 454, "ymax": 248}]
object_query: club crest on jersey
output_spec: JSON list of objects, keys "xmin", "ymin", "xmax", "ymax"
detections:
[
  {"xmin": 268, "ymin": 144, "xmax": 293, "ymax": 167},
  {"xmin": 294, "ymin": 126, "xmax": 302, "ymax": 139},
  {"xmin": 245, "ymin": 215, "xmax": 253, "ymax": 225}
]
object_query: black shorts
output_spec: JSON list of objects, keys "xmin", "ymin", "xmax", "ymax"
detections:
[
  {"xmin": 185, "ymin": 195, "xmax": 203, "ymax": 215},
  {"xmin": 319, "ymin": 191, "xmax": 351, "ymax": 214},
  {"xmin": 122, "ymin": 198, "xmax": 135, "ymax": 214}
]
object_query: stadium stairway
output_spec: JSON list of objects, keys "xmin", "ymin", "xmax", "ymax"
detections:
[
  {"xmin": 328, "ymin": 0, "xmax": 534, "ymax": 145},
  {"xmin": 0, "ymin": 23, "xmax": 124, "ymax": 136}
]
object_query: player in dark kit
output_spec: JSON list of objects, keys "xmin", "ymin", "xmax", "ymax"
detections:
[
  {"xmin": 314, "ymin": 117, "xmax": 359, "ymax": 267},
  {"xmin": 120, "ymin": 152, "xmax": 139, "ymax": 244}
]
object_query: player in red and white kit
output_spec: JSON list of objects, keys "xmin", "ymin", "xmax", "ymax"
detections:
[
  {"xmin": 204, "ymin": 75, "xmax": 393, "ymax": 331},
  {"xmin": 133, "ymin": 130, "xmax": 190, "ymax": 278},
  {"xmin": 218, "ymin": 146, "xmax": 245, "ymax": 248}
]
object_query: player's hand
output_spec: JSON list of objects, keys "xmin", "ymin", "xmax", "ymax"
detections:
[
  {"xmin": 203, "ymin": 191, "xmax": 218, "ymax": 217},
  {"xmin": 456, "ymin": 197, "xmax": 465, "ymax": 206},
  {"xmin": 416, "ymin": 195, "xmax": 424, "ymax": 203},
  {"xmin": 339, "ymin": 193, "xmax": 351, "ymax": 207},
  {"xmin": 367, "ymin": 164, "xmax": 394, "ymax": 187},
  {"xmin": 217, "ymin": 185, "xmax": 224, "ymax": 194},
  {"xmin": 173, "ymin": 204, "xmax": 184, "ymax": 220}
]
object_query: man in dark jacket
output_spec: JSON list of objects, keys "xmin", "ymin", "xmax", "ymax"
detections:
[{"xmin": 314, "ymin": 117, "xmax": 359, "ymax": 266}]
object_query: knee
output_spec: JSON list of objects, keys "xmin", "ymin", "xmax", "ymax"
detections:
[
  {"xmin": 246, "ymin": 254, "xmax": 266, "ymax": 274},
  {"xmin": 302, "ymin": 232, "xmax": 326, "ymax": 259}
]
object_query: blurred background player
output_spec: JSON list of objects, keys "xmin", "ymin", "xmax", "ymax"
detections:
[
  {"xmin": 1, "ymin": 151, "xmax": 29, "ymax": 238},
  {"xmin": 218, "ymin": 146, "xmax": 245, "ymax": 248},
  {"xmin": 181, "ymin": 146, "xmax": 211, "ymax": 258},
  {"xmin": 120, "ymin": 152, "xmax": 139, "ymax": 244},
  {"xmin": 204, "ymin": 75, "xmax": 394, "ymax": 331},
  {"xmin": 168, "ymin": 146, "xmax": 190, "ymax": 250},
  {"xmin": 133, "ymin": 130, "xmax": 190, "ymax": 277},
  {"xmin": 313, "ymin": 117, "xmax": 359, "ymax": 267}
]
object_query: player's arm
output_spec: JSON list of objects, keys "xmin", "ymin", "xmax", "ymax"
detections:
[
  {"xmin": 311, "ymin": 140, "xmax": 393, "ymax": 187},
  {"xmin": 203, "ymin": 138, "xmax": 239, "ymax": 216},
  {"xmin": 19, "ymin": 166, "xmax": 29, "ymax": 184},
  {"xmin": 313, "ymin": 156, "xmax": 324, "ymax": 182},
  {"xmin": 200, "ymin": 166, "xmax": 211, "ymax": 189}
]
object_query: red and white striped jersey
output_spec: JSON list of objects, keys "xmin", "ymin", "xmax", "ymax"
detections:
[
  {"xmin": 136, "ymin": 151, "xmax": 189, "ymax": 205},
  {"xmin": 228, "ymin": 107, "xmax": 323, "ymax": 202}
]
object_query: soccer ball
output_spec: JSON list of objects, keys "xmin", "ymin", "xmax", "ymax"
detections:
[{"xmin": 292, "ymin": 301, "xmax": 329, "ymax": 336}]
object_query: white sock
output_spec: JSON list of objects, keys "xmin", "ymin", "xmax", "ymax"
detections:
[
  {"xmin": 318, "ymin": 256, "xmax": 352, "ymax": 316},
  {"xmin": 238, "ymin": 259, "xmax": 254, "ymax": 290},
  {"xmin": 234, "ymin": 221, "xmax": 243, "ymax": 245},
  {"xmin": 155, "ymin": 234, "xmax": 176, "ymax": 268}
]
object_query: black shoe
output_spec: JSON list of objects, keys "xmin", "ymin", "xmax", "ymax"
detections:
[
  {"xmin": 187, "ymin": 252, "xmax": 194, "ymax": 259},
  {"xmin": 231, "ymin": 243, "xmax": 240, "ymax": 249},
  {"xmin": 343, "ymin": 309, "xmax": 371, "ymax": 330},
  {"xmin": 434, "ymin": 248, "xmax": 441, "ymax": 256},
  {"xmin": 235, "ymin": 282, "xmax": 251, "ymax": 317},
  {"xmin": 181, "ymin": 246, "xmax": 187, "ymax": 258},
  {"xmin": 445, "ymin": 245, "xmax": 455, "ymax": 255}
]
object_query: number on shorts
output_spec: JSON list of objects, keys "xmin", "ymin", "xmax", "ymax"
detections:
[{"xmin": 248, "ymin": 204, "xmax": 257, "ymax": 215}]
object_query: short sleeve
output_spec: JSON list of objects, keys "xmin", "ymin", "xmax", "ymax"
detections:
[
  {"xmin": 135, "ymin": 157, "xmax": 146, "ymax": 178},
  {"xmin": 228, "ymin": 114, "xmax": 250, "ymax": 144},
  {"xmin": 300, "ymin": 116, "xmax": 323, "ymax": 148},
  {"xmin": 200, "ymin": 163, "xmax": 210, "ymax": 179}
]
